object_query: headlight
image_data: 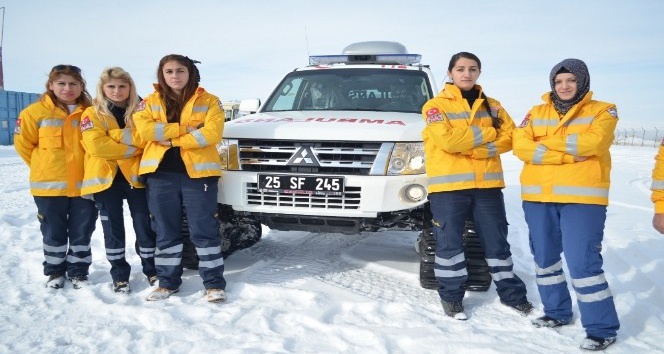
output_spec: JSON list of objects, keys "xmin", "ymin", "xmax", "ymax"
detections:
[
  {"xmin": 387, "ymin": 142, "xmax": 426, "ymax": 175},
  {"xmin": 217, "ymin": 139, "xmax": 239, "ymax": 170}
]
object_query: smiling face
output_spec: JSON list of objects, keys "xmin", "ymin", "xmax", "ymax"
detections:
[
  {"xmin": 161, "ymin": 60, "xmax": 189, "ymax": 94},
  {"xmin": 554, "ymin": 72, "xmax": 578, "ymax": 100},
  {"xmin": 448, "ymin": 57, "xmax": 481, "ymax": 91},
  {"xmin": 48, "ymin": 74, "xmax": 82, "ymax": 105},
  {"xmin": 102, "ymin": 78, "xmax": 130, "ymax": 106}
]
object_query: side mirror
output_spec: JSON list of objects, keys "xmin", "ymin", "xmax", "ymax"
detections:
[{"xmin": 239, "ymin": 98, "xmax": 261, "ymax": 115}]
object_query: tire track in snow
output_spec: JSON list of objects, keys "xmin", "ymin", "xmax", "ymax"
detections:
[
  {"xmin": 242, "ymin": 231, "xmax": 372, "ymax": 287},
  {"xmin": 241, "ymin": 230, "xmax": 442, "ymax": 311}
]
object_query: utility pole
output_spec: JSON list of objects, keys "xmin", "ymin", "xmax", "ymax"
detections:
[{"xmin": 0, "ymin": 7, "xmax": 5, "ymax": 90}]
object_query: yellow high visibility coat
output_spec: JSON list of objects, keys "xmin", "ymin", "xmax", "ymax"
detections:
[
  {"xmin": 422, "ymin": 83, "xmax": 515, "ymax": 193},
  {"xmin": 80, "ymin": 105, "xmax": 146, "ymax": 195},
  {"xmin": 132, "ymin": 86, "xmax": 224, "ymax": 178},
  {"xmin": 651, "ymin": 144, "xmax": 664, "ymax": 213},
  {"xmin": 14, "ymin": 95, "xmax": 88, "ymax": 197},
  {"xmin": 513, "ymin": 91, "xmax": 618, "ymax": 206}
]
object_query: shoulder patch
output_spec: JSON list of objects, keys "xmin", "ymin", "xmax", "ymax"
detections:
[
  {"xmin": 80, "ymin": 116, "xmax": 94, "ymax": 131},
  {"xmin": 518, "ymin": 114, "xmax": 531, "ymax": 128},
  {"xmin": 490, "ymin": 106, "xmax": 500, "ymax": 117},
  {"xmin": 13, "ymin": 118, "xmax": 21, "ymax": 135},
  {"xmin": 607, "ymin": 107, "xmax": 618, "ymax": 118},
  {"xmin": 218, "ymin": 100, "xmax": 223, "ymax": 109},
  {"xmin": 426, "ymin": 107, "xmax": 443, "ymax": 124},
  {"xmin": 136, "ymin": 100, "xmax": 146, "ymax": 112}
]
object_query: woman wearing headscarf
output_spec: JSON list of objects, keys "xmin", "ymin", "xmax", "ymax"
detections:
[{"xmin": 513, "ymin": 59, "xmax": 620, "ymax": 351}]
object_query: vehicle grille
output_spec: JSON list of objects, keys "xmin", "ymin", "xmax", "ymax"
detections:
[
  {"xmin": 238, "ymin": 139, "xmax": 385, "ymax": 175},
  {"xmin": 247, "ymin": 183, "xmax": 361, "ymax": 210}
]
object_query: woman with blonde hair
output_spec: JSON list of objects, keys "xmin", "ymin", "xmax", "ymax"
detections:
[{"xmin": 81, "ymin": 67, "xmax": 157, "ymax": 293}]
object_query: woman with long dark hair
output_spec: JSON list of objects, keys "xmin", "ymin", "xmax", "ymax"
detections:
[
  {"xmin": 422, "ymin": 52, "xmax": 531, "ymax": 320},
  {"xmin": 133, "ymin": 54, "xmax": 227, "ymax": 302}
]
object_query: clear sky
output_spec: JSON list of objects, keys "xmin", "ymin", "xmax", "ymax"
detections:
[{"xmin": 1, "ymin": 0, "xmax": 662, "ymax": 128}]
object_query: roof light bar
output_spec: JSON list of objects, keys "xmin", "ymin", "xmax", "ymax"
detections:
[{"xmin": 309, "ymin": 54, "xmax": 422, "ymax": 66}]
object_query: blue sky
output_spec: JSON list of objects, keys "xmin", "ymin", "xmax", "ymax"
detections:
[{"xmin": 1, "ymin": 0, "xmax": 662, "ymax": 128}]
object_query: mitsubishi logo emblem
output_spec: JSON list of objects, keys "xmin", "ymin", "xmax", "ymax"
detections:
[{"xmin": 287, "ymin": 146, "xmax": 320, "ymax": 166}]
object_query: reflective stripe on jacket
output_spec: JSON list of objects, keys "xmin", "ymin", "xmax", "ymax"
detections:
[
  {"xmin": 421, "ymin": 83, "xmax": 515, "ymax": 193},
  {"xmin": 513, "ymin": 91, "xmax": 618, "ymax": 205},
  {"xmin": 14, "ymin": 95, "xmax": 88, "ymax": 197},
  {"xmin": 133, "ymin": 86, "xmax": 224, "ymax": 178},
  {"xmin": 80, "ymin": 105, "xmax": 146, "ymax": 195},
  {"xmin": 651, "ymin": 144, "xmax": 664, "ymax": 212}
]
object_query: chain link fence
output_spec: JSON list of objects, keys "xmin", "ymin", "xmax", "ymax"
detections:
[{"xmin": 613, "ymin": 127, "xmax": 663, "ymax": 148}]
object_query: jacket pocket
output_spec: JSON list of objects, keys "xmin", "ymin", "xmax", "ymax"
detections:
[{"xmin": 38, "ymin": 129, "xmax": 62, "ymax": 149}]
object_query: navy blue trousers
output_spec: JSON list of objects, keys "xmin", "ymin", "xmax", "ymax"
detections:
[
  {"xmin": 523, "ymin": 201, "xmax": 619, "ymax": 338},
  {"xmin": 94, "ymin": 173, "xmax": 157, "ymax": 283},
  {"xmin": 33, "ymin": 196, "xmax": 97, "ymax": 277},
  {"xmin": 429, "ymin": 188, "xmax": 528, "ymax": 305},
  {"xmin": 145, "ymin": 171, "xmax": 226, "ymax": 290}
]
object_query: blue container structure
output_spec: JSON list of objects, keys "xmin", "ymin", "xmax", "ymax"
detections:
[{"xmin": 0, "ymin": 90, "xmax": 41, "ymax": 145}]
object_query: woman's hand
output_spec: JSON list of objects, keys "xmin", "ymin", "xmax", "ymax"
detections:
[{"xmin": 653, "ymin": 213, "xmax": 664, "ymax": 234}]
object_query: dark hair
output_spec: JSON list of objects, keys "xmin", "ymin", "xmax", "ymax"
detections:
[
  {"xmin": 447, "ymin": 52, "xmax": 502, "ymax": 129},
  {"xmin": 43, "ymin": 64, "xmax": 92, "ymax": 112},
  {"xmin": 156, "ymin": 54, "xmax": 201, "ymax": 123},
  {"xmin": 447, "ymin": 52, "xmax": 482, "ymax": 72}
]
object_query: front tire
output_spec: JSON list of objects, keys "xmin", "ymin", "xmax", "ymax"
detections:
[{"xmin": 181, "ymin": 205, "xmax": 263, "ymax": 270}]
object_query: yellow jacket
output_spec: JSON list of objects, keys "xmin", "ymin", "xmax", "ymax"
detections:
[
  {"xmin": 13, "ymin": 95, "xmax": 88, "ymax": 197},
  {"xmin": 422, "ymin": 83, "xmax": 515, "ymax": 193},
  {"xmin": 133, "ymin": 86, "xmax": 225, "ymax": 178},
  {"xmin": 651, "ymin": 144, "xmax": 664, "ymax": 213},
  {"xmin": 513, "ymin": 91, "xmax": 618, "ymax": 205},
  {"xmin": 80, "ymin": 105, "xmax": 146, "ymax": 195}
]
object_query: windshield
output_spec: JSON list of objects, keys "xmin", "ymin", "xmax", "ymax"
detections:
[{"xmin": 262, "ymin": 68, "xmax": 433, "ymax": 113}]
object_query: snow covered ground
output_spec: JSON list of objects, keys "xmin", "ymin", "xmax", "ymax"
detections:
[{"xmin": 0, "ymin": 144, "xmax": 662, "ymax": 354}]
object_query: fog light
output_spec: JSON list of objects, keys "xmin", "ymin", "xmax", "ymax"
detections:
[{"xmin": 403, "ymin": 184, "xmax": 426, "ymax": 202}]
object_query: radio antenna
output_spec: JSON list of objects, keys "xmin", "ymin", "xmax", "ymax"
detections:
[{"xmin": 304, "ymin": 25, "xmax": 310, "ymax": 58}]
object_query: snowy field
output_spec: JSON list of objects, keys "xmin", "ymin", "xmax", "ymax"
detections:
[{"xmin": 0, "ymin": 144, "xmax": 662, "ymax": 354}]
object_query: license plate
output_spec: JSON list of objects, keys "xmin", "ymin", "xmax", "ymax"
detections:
[{"xmin": 258, "ymin": 174, "xmax": 345, "ymax": 196}]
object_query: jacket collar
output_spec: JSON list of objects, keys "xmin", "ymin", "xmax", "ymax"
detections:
[{"xmin": 439, "ymin": 82, "xmax": 484, "ymax": 100}]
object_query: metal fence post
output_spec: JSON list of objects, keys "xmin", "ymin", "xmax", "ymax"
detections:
[{"xmin": 655, "ymin": 127, "xmax": 660, "ymax": 148}]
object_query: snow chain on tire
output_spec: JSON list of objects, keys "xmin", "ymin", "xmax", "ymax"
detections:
[
  {"xmin": 181, "ymin": 205, "xmax": 263, "ymax": 270},
  {"xmin": 418, "ymin": 219, "xmax": 492, "ymax": 292}
]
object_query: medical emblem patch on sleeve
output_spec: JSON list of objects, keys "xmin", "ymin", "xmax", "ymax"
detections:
[
  {"xmin": 80, "ymin": 116, "xmax": 94, "ymax": 131},
  {"xmin": 13, "ymin": 118, "xmax": 21, "ymax": 135},
  {"xmin": 518, "ymin": 114, "xmax": 531, "ymax": 128},
  {"xmin": 426, "ymin": 108, "xmax": 443, "ymax": 124},
  {"xmin": 136, "ymin": 100, "xmax": 146, "ymax": 112},
  {"xmin": 607, "ymin": 107, "xmax": 618, "ymax": 118}
]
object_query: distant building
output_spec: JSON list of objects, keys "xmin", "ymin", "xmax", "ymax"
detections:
[{"xmin": 0, "ymin": 90, "xmax": 40, "ymax": 145}]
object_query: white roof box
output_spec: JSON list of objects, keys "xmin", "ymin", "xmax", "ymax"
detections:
[{"xmin": 342, "ymin": 41, "xmax": 408, "ymax": 55}]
